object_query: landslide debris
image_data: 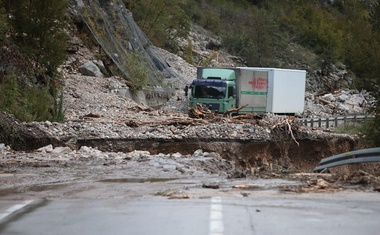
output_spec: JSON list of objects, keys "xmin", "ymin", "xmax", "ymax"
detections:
[{"xmin": 0, "ymin": 112, "xmax": 61, "ymax": 150}]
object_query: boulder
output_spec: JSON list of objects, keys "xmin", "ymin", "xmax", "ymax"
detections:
[
  {"xmin": 337, "ymin": 103, "xmax": 350, "ymax": 111},
  {"xmin": 192, "ymin": 149, "xmax": 204, "ymax": 158},
  {"xmin": 93, "ymin": 60, "xmax": 106, "ymax": 73},
  {"xmin": 37, "ymin": 144, "xmax": 54, "ymax": 153},
  {"xmin": 206, "ymin": 39, "xmax": 222, "ymax": 50},
  {"xmin": 78, "ymin": 61, "xmax": 104, "ymax": 77},
  {"xmin": 51, "ymin": 146, "xmax": 72, "ymax": 155},
  {"xmin": 322, "ymin": 93, "xmax": 334, "ymax": 102},
  {"xmin": 337, "ymin": 93, "xmax": 349, "ymax": 102}
]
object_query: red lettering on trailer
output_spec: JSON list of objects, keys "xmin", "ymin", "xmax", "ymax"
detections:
[{"xmin": 248, "ymin": 77, "xmax": 267, "ymax": 90}]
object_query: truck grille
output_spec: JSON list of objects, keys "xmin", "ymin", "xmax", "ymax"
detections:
[{"xmin": 205, "ymin": 103, "xmax": 220, "ymax": 111}]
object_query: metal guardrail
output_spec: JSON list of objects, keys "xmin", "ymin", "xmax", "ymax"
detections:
[
  {"xmin": 314, "ymin": 147, "xmax": 380, "ymax": 172},
  {"xmin": 302, "ymin": 115, "xmax": 374, "ymax": 129}
]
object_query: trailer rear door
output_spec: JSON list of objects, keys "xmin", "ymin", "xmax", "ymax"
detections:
[{"xmin": 238, "ymin": 69, "xmax": 268, "ymax": 113}]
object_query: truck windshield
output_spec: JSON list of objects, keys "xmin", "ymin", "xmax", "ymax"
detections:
[{"xmin": 193, "ymin": 85, "xmax": 226, "ymax": 99}]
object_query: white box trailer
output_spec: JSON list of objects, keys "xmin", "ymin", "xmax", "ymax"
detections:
[{"xmin": 237, "ymin": 68, "xmax": 306, "ymax": 114}]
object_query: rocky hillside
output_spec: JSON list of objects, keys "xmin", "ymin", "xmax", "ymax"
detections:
[
  {"xmin": 64, "ymin": 19, "xmax": 375, "ymax": 119},
  {"xmin": 25, "ymin": 25, "xmax": 363, "ymax": 149}
]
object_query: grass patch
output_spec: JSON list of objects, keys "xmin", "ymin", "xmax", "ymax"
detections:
[
  {"xmin": 333, "ymin": 119, "xmax": 380, "ymax": 148},
  {"xmin": 333, "ymin": 123, "xmax": 368, "ymax": 135}
]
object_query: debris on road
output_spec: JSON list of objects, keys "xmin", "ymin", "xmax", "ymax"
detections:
[
  {"xmin": 344, "ymin": 170, "xmax": 380, "ymax": 187},
  {"xmin": 155, "ymin": 189, "xmax": 190, "ymax": 199},
  {"xmin": 168, "ymin": 193, "xmax": 190, "ymax": 199},
  {"xmin": 232, "ymin": 184, "xmax": 261, "ymax": 190},
  {"xmin": 202, "ymin": 183, "xmax": 220, "ymax": 189},
  {"xmin": 280, "ymin": 178, "xmax": 342, "ymax": 193}
]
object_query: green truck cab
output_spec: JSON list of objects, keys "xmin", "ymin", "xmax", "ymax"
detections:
[{"xmin": 189, "ymin": 67, "xmax": 237, "ymax": 113}]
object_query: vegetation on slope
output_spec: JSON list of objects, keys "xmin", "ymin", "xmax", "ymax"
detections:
[
  {"xmin": 127, "ymin": 0, "xmax": 380, "ymax": 146},
  {"xmin": 0, "ymin": 0, "xmax": 68, "ymax": 122}
]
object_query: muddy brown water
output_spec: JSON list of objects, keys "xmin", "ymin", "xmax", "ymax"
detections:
[{"xmin": 76, "ymin": 136, "xmax": 357, "ymax": 173}]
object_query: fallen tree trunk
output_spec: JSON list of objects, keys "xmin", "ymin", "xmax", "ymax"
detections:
[
  {"xmin": 316, "ymin": 97, "xmax": 335, "ymax": 107},
  {"xmin": 223, "ymin": 104, "xmax": 248, "ymax": 117},
  {"xmin": 230, "ymin": 113, "xmax": 263, "ymax": 120}
]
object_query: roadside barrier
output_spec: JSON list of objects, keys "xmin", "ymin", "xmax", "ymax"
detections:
[
  {"xmin": 302, "ymin": 115, "xmax": 374, "ymax": 129},
  {"xmin": 314, "ymin": 147, "xmax": 380, "ymax": 172}
]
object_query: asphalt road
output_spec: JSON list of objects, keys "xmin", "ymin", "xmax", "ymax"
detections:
[{"xmin": 1, "ymin": 192, "xmax": 379, "ymax": 235}]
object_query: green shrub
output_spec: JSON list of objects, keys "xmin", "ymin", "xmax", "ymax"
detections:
[
  {"xmin": 334, "ymin": 118, "xmax": 380, "ymax": 147},
  {"xmin": 0, "ymin": 6, "xmax": 7, "ymax": 41},
  {"xmin": 128, "ymin": 0, "xmax": 190, "ymax": 52},
  {"xmin": 222, "ymin": 33, "xmax": 254, "ymax": 59},
  {"xmin": 184, "ymin": 41, "xmax": 194, "ymax": 65},
  {"xmin": 52, "ymin": 88, "xmax": 65, "ymax": 122},
  {"xmin": 285, "ymin": 3, "xmax": 342, "ymax": 59},
  {"xmin": 364, "ymin": 116, "xmax": 380, "ymax": 147},
  {"xmin": 0, "ymin": 73, "xmax": 65, "ymax": 122},
  {"xmin": 202, "ymin": 11, "xmax": 220, "ymax": 31},
  {"xmin": 5, "ymin": 0, "xmax": 69, "ymax": 76},
  {"xmin": 201, "ymin": 52, "xmax": 216, "ymax": 67},
  {"xmin": 125, "ymin": 51, "xmax": 149, "ymax": 91},
  {"xmin": 333, "ymin": 123, "xmax": 368, "ymax": 136},
  {"xmin": 0, "ymin": 73, "xmax": 21, "ymax": 116},
  {"xmin": 23, "ymin": 86, "xmax": 51, "ymax": 121}
]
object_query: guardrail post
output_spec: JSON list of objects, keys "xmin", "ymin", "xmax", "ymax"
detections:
[{"xmin": 302, "ymin": 115, "xmax": 374, "ymax": 129}]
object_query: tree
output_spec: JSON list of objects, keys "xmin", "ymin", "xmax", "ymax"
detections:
[
  {"xmin": 4, "ymin": 0, "xmax": 69, "ymax": 76},
  {"xmin": 247, "ymin": 8, "xmax": 277, "ymax": 66},
  {"xmin": 367, "ymin": 1, "xmax": 380, "ymax": 146},
  {"xmin": 0, "ymin": 2, "xmax": 7, "ymax": 41},
  {"xmin": 339, "ymin": 0, "xmax": 380, "ymax": 146},
  {"xmin": 0, "ymin": 0, "xmax": 68, "ymax": 122},
  {"xmin": 127, "ymin": 0, "xmax": 190, "ymax": 51}
]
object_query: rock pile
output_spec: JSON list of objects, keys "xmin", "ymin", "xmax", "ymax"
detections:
[
  {"xmin": 304, "ymin": 90, "xmax": 375, "ymax": 118},
  {"xmin": 0, "ymin": 143, "xmax": 235, "ymax": 179}
]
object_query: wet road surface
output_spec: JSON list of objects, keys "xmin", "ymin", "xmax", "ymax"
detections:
[{"xmin": 1, "ymin": 191, "xmax": 379, "ymax": 235}]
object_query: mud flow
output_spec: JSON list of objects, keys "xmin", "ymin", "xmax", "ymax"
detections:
[
  {"xmin": 1, "ymin": 136, "xmax": 379, "ymax": 200},
  {"xmin": 75, "ymin": 137, "xmax": 356, "ymax": 173}
]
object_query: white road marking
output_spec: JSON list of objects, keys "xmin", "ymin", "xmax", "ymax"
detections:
[
  {"xmin": 209, "ymin": 197, "xmax": 224, "ymax": 235},
  {"xmin": 0, "ymin": 200, "xmax": 34, "ymax": 221}
]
